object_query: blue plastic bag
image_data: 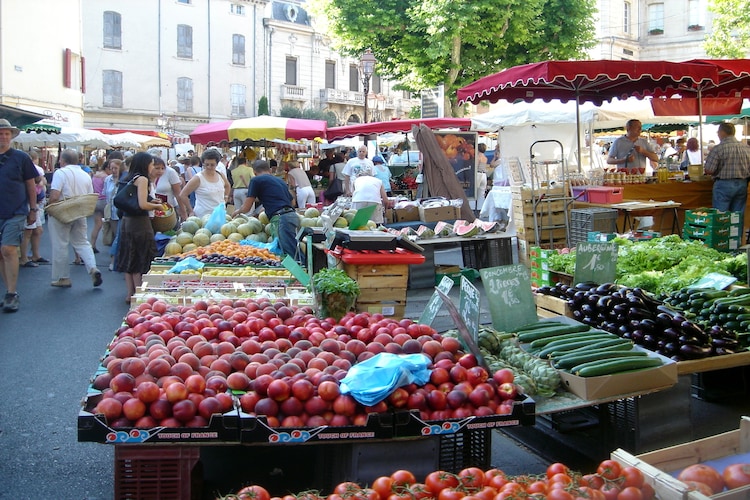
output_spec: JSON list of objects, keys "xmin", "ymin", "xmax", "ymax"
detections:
[
  {"xmin": 167, "ymin": 256, "xmax": 205, "ymax": 274},
  {"xmin": 205, "ymin": 203, "xmax": 226, "ymax": 234},
  {"xmin": 339, "ymin": 353, "xmax": 431, "ymax": 406}
]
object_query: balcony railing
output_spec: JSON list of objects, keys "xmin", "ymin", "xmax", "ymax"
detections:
[
  {"xmin": 280, "ymin": 84, "xmax": 306, "ymax": 101},
  {"xmin": 319, "ymin": 88, "xmax": 364, "ymax": 106}
]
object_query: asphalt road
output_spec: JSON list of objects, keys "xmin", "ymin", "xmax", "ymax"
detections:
[{"xmin": 0, "ymin": 219, "xmax": 120, "ymax": 499}]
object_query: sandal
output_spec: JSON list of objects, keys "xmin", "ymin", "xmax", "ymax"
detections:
[
  {"xmin": 72, "ymin": 260, "xmax": 84, "ymax": 266},
  {"xmin": 32, "ymin": 257, "xmax": 50, "ymax": 263},
  {"xmin": 21, "ymin": 261, "xmax": 39, "ymax": 268}
]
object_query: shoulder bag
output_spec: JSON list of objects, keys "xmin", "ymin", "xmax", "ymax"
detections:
[
  {"xmin": 114, "ymin": 176, "xmax": 147, "ymax": 216},
  {"xmin": 45, "ymin": 169, "xmax": 98, "ymax": 224}
]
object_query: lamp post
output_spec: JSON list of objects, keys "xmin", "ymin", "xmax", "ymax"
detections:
[{"xmin": 359, "ymin": 49, "xmax": 376, "ymax": 123}]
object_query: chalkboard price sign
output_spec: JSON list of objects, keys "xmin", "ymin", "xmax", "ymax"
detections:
[
  {"xmin": 417, "ymin": 275, "xmax": 455, "ymax": 326},
  {"xmin": 574, "ymin": 242, "xmax": 618, "ymax": 285},
  {"xmin": 480, "ymin": 264, "xmax": 537, "ymax": 333},
  {"xmin": 458, "ymin": 276, "xmax": 481, "ymax": 342}
]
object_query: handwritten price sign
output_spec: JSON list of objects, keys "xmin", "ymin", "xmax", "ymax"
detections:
[
  {"xmin": 480, "ymin": 265, "xmax": 537, "ymax": 332},
  {"xmin": 574, "ymin": 242, "xmax": 618, "ymax": 285}
]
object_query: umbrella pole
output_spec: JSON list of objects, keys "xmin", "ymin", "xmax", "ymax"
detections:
[
  {"xmin": 575, "ymin": 94, "xmax": 582, "ymax": 173},
  {"xmin": 698, "ymin": 89, "xmax": 704, "ymax": 165}
]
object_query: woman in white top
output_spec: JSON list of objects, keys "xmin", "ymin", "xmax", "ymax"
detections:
[
  {"xmin": 683, "ymin": 137, "xmax": 703, "ymax": 168},
  {"xmin": 152, "ymin": 156, "xmax": 184, "ymax": 221},
  {"xmin": 285, "ymin": 161, "xmax": 316, "ymax": 208},
  {"xmin": 351, "ymin": 165, "xmax": 390, "ymax": 224},
  {"xmin": 178, "ymin": 149, "xmax": 231, "ymax": 218}
]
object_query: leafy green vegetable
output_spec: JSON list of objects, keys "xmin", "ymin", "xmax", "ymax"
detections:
[{"xmin": 312, "ymin": 267, "xmax": 360, "ymax": 296}]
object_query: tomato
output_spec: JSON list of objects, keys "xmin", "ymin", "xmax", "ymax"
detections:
[
  {"xmin": 639, "ymin": 482, "xmax": 655, "ymax": 500},
  {"xmin": 408, "ymin": 483, "xmax": 433, "ymax": 500},
  {"xmin": 723, "ymin": 463, "xmax": 750, "ymax": 489},
  {"xmin": 600, "ymin": 484, "xmax": 621, "ymax": 500},
  {"xmin": 500, "ymin": 482, "xmax": 525, "ymax": 496},
  {"xmin": 391, "ymin": 470, "xmax": 418, "ymax": 488},
  {"xmin": 458, "ymin": 467, "xmax": 486, "ymax": 490},
  {"xmin": 546, "ymin": 489, "xmax": 574, "ymax": 500},
  {"xmin": 597, "ymin": 460, "xmax": 623, "ymax": 481},
  {"xmin": 486, "ymin": 474, "xmax": 508, "ymax": 491},
  {"xmin": 473, "ymin": 486, "xmax": 497, "ymax": 500},
  {"xmin": 547, "ymin": 462, "xmax": 571, "ymax": 479},
  {"xmin": 425, "ymin": 471, "xmax": 459, "ymax": 495},
  {"xmin": 616, "ymin": 486, "xmax": 643, "ymax": 500},
  {"xmin": 484, "ymin": 469, "xmax": 507, "ymax": 483},
  {"xmin": 371, "ymin": 476, "xmax": 394, "ymax": 500},
  {"xmin": 334, "ymin": 482, "xmax": 363, "ymax": 496},
  {"xmin": 677, "ymin": 464, "xmax": 725, "ymax": 494},
  {"xmin": 237, "ymin": 485, "xmax": 271, "ymax": 500},
  {"xmin": 683, "ymin": 481, "xmax": 714, "ymax": 496},
  {"xmin": 549, "ymin": 473, "xmax": 574, "ymax": 486},
  {"xmin": 581, "ymin": 474, "xmax": 605, "ymax": 490},
  {"xmin": 387, "ymin": 493, "xmax": 413, "ymax": 500},
  {"xmin": 525, "ymin": 481, "xmax": 547, "ymax": 495},
  {"xmin": 437, "ymin": 487, "xmax": 464, "ymax": 500},
  {"xmin": 620, "ymin": 466, "xmax": 644, "ymax": 488}
]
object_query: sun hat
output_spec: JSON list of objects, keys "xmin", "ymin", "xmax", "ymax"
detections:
[
  {"xmin": 0, "ymin": 119, "xmax": 20, "ymax": 138},
  {"xmin": 372, "ymin": 155, "xmax": 384, "ymax": 164}
]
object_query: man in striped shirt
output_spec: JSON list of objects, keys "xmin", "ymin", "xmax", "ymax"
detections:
[{"xmin": 704, "ymin": 122, "xmax": 750, "ymax": 212}]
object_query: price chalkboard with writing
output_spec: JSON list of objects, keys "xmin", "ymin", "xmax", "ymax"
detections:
[
  {"xmin": 574, "ymin": 242, "xmax": 618, "ymax": 285},
  {"xmin": 417, "ymin": 276, "xmax": 455, "ymax": 326},
  {"xmin": 458, "ymin": 276, "xmax": 481, "ymax": 342},
  {"xmin": 480, "ymin": 265, "xmax": 537, "ymax": 333}
]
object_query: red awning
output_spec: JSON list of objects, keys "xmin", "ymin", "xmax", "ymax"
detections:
[
  {"xmin": 327, "ymin": 118, "xmax": 471, "ymax": 141},
  {"xmin": 93, "ymin": 128, "xmax": 169, "ymax": 139},
  {"xmin": 650, "ymin": 97, "xmax": 744, "ymax": 116}
]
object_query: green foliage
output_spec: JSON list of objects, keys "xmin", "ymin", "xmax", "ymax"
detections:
[
  {"xmin": 705, "ymin": 0, "xmax": 750, "ymax": 58},
  {"xmin": 310, "ymin": 0, "xmax": 596, "ymax": 116},
  {"xmin": 258, "ymin": 96, "xmax": 269, "ymax": 116},
  {"xmin": 312, "ymin": 267, "xmax": 360, "ymax": 296},
  {"xmin": 279, "ymin": 107, "xmax": 339, "ymax": 128},
  {"xmin": 407, "ymin": 105, "xmax": 422, "ymax": 119},
  {"xmin": 279, "ymin": 105, "xmax": 303, "ymax": 118}
]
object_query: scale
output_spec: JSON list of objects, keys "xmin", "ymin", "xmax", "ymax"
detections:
[{"xmin": 329, "ymin": 229, "xmax": 425, "ymax": 252}]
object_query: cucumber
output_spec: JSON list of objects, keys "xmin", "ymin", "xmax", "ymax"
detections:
[
  {"xmin": 574, "ymin": 356, "xmax": 664, "ymax": 377},
  {"xmin": 538, "ymin": 336, "xmax": 628, "ymax": 359},
  {"xmin": 550, "ymin": 338, "xmax": 634, "ymax": 357},
  {"xmin": 516, "ymin": 324, "xmax": 591, "ymax": 342},
  {"xmin": 555, "ymin": 350, "xmax": 648, "ymax": 370},
  {"xmin": 528, "ymin": 331, "xmax": 617, "ymax": 350},
  {"xmin": 728, "ymin": 287, "xmax": 750, "ymax": 297},
  {"xmin": 514, "ymin": 320, "xmax": 568, "ymax": 332}
]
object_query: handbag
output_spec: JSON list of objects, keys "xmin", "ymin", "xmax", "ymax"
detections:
[
  {"xmin": 323, "ymin": 177, "xmax": 344, "ymax": 201},
  {"xmin": 114, "ymin": 176, "xmax": 147, "ymax": 216},
  {"xmin": 102, "ymin": 220, "xmax": 115, "ymax": 246},
  {"xmin": 45, "ymin": 169, "xmax": 98, "ymax": 224}
]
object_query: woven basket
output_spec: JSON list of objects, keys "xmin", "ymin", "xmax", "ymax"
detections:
[
  {"xmin": 46, "ymin": 194, "xmax": 99, "ymax": 224},
  {"xmin": 151, "ymin": 204, "xmax": 177, "ymax": 233}
]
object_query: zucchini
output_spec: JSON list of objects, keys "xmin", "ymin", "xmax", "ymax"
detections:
[
  {"xmin": 573, "ymin": 356, "xmax": 663, "ymax": 377},
  {"xmin": 538, "ymin": 336, "xmax": 628, "ymax": 359},
  {"xmin": 555, "ymin": 350, "xmax": 648, "ymax": 370},
  {"xmin": 555, "ymin": 338, "xmax": 634, "ymax": 357},
  {"xmin": 528, "ymin": 331, "xmax": 616, "ymax": 350},
  {"xmin": 514, "ymin": 320, "xmax": 568, "ymax": 332},
  {"xmin": 728, "ymin": 287, "xmax": 750, "ymax": 297},
  {"xmin": 516, "ymin": 324, "xmax": 591, "ymax": 342}
]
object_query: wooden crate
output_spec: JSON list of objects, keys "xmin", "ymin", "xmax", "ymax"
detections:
[
  {"xmin": 358, "ymin": 287, "xmax": 407, "ymax": 303},
  {"xmin": 534, "ymin": 293, "xmax": 573, "ymax": 318},
  {"xmin": 612, "ymin": 417, "xmax": 750, "ymax": 500},
  {"xmin": 355, "ymin": 301, "xmax": 406, "ymax": 317},
  {"xmin": 511, "ymin": 198, "xmax": 566, "ymax": 215},
  {"xmin": 343, "ymin": 264, "xmax": 409, "ymax": 289}
]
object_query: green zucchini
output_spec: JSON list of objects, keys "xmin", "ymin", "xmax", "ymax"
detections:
[
  {"xmin": 728, "ymin": 287, "xmax": 750, "ymax": 297},
  {"xmin": 516, "ymin": 324, "xmax": 590, "ymax": 342},
  {"xmin": 573, "ymin": 356, "xmax": 664, "ymax": 377},
  {"xmin": 554, "ymin": 350, "xmax": 648, "ymax": 370},
  {"xmin": 528, "ymin": 331, "xmax": 616, "ymax": 350},
  {"xmin": 538, "ymin": 336, "xmax": 629, "ymax": 359},
  {"xmin": 552, "ymin": 338, "xmax": 634, "ymax": 357},
  {"xmin": 514, "ymin": 320, "xmax": 568, "ymax": 332}
]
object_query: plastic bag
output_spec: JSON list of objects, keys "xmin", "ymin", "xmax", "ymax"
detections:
[
  {"xmin": 205, "ymin": 203, "xmax": 226, "ymax": 234},
  {"xmin": 167, "ymin": 256, "xmax": 205, "ymax": 274},
  {"xmin": 339, "ymin": 353, "xmax": 431, "ymax": 406},
  {"xmin": 239, "ymin": 237, "xmax": 282, "ymax": 256}
]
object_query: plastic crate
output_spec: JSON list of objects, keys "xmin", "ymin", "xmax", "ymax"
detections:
[
  {"xmin": 570, "ymin": 208, "xmax": 618, "ymax": 247},
  {"xmin": 114, "ymin": 446, "xmax": 201, "ymax": 500},
  {"xmin": 461, "ymin": 238, "xmax": 514, "ymax": 270},
  {"xmin": 438, "ymin": 428, "xmax": 492, "ymax": 473}
]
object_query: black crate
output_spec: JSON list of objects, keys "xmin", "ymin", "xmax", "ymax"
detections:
[
  {"xmin": 115, "ymin": 446, "xmax": 202, "ymax": 500},
  {"xmin": 570, "ymin": 208, "xmax": 618, "ymax": 247},
  {"xmin": 461, "ymin": 238, "xmax": 514, "ymax": 270},
  {"xmin": 691, "ymin": 366, "xmax": 749, "ymax": 401},
  {"xmin": 438, "ymin": 427, "xmax": 492, "ymax": 473},
  {"xmin": 605, "ymin": 397, "xmax": 637, "ymax": 452}
]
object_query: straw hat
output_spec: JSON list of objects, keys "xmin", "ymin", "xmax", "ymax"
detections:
[{"xmin": 0, "ymin": 119, "xmax": 20, "ymax": 138}]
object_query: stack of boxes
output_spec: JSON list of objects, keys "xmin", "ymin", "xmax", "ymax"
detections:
[
  {"xmin": 569, "ymin": 208, "xmax": 619, "ymax": 247},
  {"xmin": 512, "ymin": 185, "xmax": 569, "ymax": 264},
  {"xmin": 682, "ymin": 208, "xmax": 743, "ymax": 252},
  {"xmin": 529, "ymin": 246, "xmax": 554, "ymax": 288}
]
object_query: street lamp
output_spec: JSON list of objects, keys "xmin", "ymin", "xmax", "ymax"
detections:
[{"xmin": 359, "ymin": 49, "xmax": 376, "ymax": 123}]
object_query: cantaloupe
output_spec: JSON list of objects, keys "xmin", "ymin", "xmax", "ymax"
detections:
[
  {"xmin": 304, "ymin": 207, "xmax": 320, "ymax": 218},
  {"xmin": 182, "ymin": 243, "xmax": 198, "ymax": 253},
  {"xmin": 180, "ymin": 220, "xmax": 200, "ymax": 235},
  {"xmin": 237, "ymin": 223, "xmax": 253, "ymax": 237},
  {"xmin": 210, "ymin": 233, "xmax": 226, "ymax": 243},
  {"xmin": 192, "ymin": 232, "xmax": 211, "ymax": 247},
  {"xmin": 164, "ymin": 241, "xmax": 183, "ymax": 256},
  {"xmin": 221, "ymin": 223, "xmax": 238, "ymax": 237},
  {"xmin": 258, "ymin": 212, "xmax": 269, "ymax": 225},
  {"xmin": 175, "ymin": 232, "xmax": 194, "ymax": 246},
  {"xmin": 227, "ymin": 232, "xmax": 244, "ymax": 242}
]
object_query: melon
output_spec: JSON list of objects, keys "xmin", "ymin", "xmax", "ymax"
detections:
[
  {"xmin": 227, "ymin": 232, "xmax": 244, "ymax": 242},
  {"xmin": 221, "ymin": 223, "xmax": 238, "ymax": 237},
  {"xmin": 265, "ymin": 224, "xmax": 274, "ymax": 236},
  {"xmin": 474, "ymin": 220, "xmax": 497, "ymax": 233},
  {"xmin": 185, "ymin": 216, "xmax": 203, "ymax": 228},
  {"xmin": 246, "ymin": 217, "xmax": 263, "ymax": 234},
  {"xmin": 334, "ymin": 217, "xmax": 348, "ymax": 228},
  {"xmin": 258, "ymin": 212, "xmax": 269, "ymax": 225},
  {"xmin": 180, "ymin": 220, "xmax": 200, "ymax": 235},
  {"xmin": 416, "ymin": 225, "xmax": 435, "ymax": 238},
  {"xmin": 175, "ymin": 232, "xmax": 194, "ymax": 247},
  {"xmin": 210, "ymin": 233, "xmax": 226, "ymax": 243},
  {"xmin": 164, "ymin": 241, "xmax": 183, "ymax": 256},
  {"xmin": 248, "ymin": 233, "xmax": 266, "ymax": 243},
  {"xmin": 182, "ymin": 243, "xmax": 198, "ymax": 253},
  {"xmin": 195, "ymin": 228, "xmax": 212, "ymax": 238},
  {"xmin": 366, "ymin": 220, "xmax": 377, "ymax": 230},
  {"xmin": 237, "ymin": 223, "xmax": 254, "ymax": 237},
  {"xmin": 304, "ymin": 207, "xmax": 320, "ymax": 218},
  {"xmin": 301, "ymin": 218, "xmax": 316, "ymax": 228},
  {"xmin": 192, "ymin": 232, "xmax": 211, "ymax": 247},
  {"xmin": 434, "ymin": 222, "xmax": 454, "ymax": 237},
  {"xmin": 454, "ymin": 220, "xmax": 479, "ymax": 237}
]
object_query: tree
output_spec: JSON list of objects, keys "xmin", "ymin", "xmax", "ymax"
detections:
[
  {"xmin": 258, "ymin": 96, "xmax": 269, "ymax": 116},
  {"xmin": 705, "ymin": 0, "xmax": 750, "ymax": 58},
  {"xmin": 309, "ymin": 0, "xmax": 596, "ymax": 116},
  {"xmin": 279, "ymin": 106, "xmax": 339, "ymax": 127}
]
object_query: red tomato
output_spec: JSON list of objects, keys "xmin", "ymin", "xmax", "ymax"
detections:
[
  {"xmin": 484, "ymin": 468, "xmax": 507, "ymax": 482},
  {"xmin": 581, "ymin": 474, "xmax": 605, "ymax": 490},
  {"xmin": 486, "ymin": 473, "xmax": 509, "ymax": 490},
  {"xmin": 723, "ymin": 463, "xmax": 750, "ymax": 489},
  {"xmin": 390, "ymin": 470, "xmax": 417, "ymax": 488},
  {"xmin": 237, "ymin": 485, "xmax": 271, "ymax": 500},
  {"xmin": 597, "ymin": 460, "xmax": 623, "ymax": 481},
  {"xmin": 458, "ymin": 467, "xmax": 486, "ymax": 489},
  {"xmin": 620, "ymin": 466, "xmax": 645, "ymax": 488},
  {"xmin": 437, "ymin": 487, "xmax": 464, "ymax": 500},
  {"xmin": 425, "ymin": 471, "xmax": 459, "ymax": 495},
  {"xmin": 408, "ymin": 483, "xmax": 432, "ymax": 500},
  {"xmin": 600, "ymin": 484, "xmax": 621, "ymax": 500},
  {"xmin": 525, "ymin": 481, "xmax": 547, "ymax": 495},
  {"xmin": 546, "ymin": 489, "xmax": 574, "ymax": 500},
  {"xmin": 546, "ymin": 462, "xmax": 571, "ymax": 479},
  {"xmin": 371, "ymin": 476, "xmax": 394, "ymax": 500},
  {"xmin": 640, "ymin": 482, "xmax": 656, "ymax": 500},
  {"xmin": 683, "ymin": 481, "xmax": 715, "ymax": 496},
  {"xmin": 616, "ymin": 486, "xmax": 643, "ymax": 500},
  {"xmin": 549, "ymin": 473, "xmax": 574, "ymax": 486},
  {"xmin": 678, "ymin": 464, "xmax": 724, "ymax": 494},
  {"xmin": 334, "ymin": 482, "xmax": 362, "ymax": 496}
]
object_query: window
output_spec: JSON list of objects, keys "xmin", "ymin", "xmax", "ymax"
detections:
[
  {"xmin": 285, "ymin": 57, "xmax": 297, "ymax": 85},
  {"xmin": 349, "ymin": 65, "xmax": 359, "ymax": 92},
  {"xmin": 177, "ymin": 24, "xmax": 193, "ymax": 58},
  {"xmin": 623, "ymin": 2, "xmax": 631, "ymax": 34},
  {"xmin": 177, "ymin": 0, "xmax": 191, "ymax": 4},
  {"xmin": 103, "ymin": 70, "xmax": 122, "ymax": 108},
  {"xmin": 231, "ymin": 84, "xmax": 246, "ymax": 116},
  {"xmin": 103, "ymin": 11, "xmax": 122, "ymax": 49},
  {"xmin": 231, "ymin": 3, "xmax": 245, "ymax": 15},
  {"xmin": 325, "ymin": 61, "xmax": 336, "ymax": 89},
  {"xmin": 232, "ymin": 34, "xmax": 245, "ymax": 65},
  {"xmin": 371, "ymin": 74, "xmax": 381, "ymax": 94},
  {"xmin": 177, "ymin": 77, "xmax": 193, "ymax": 112},
  {"xmin": 688, "ymin": 0, "xmax": 705, "ymax": 28},
  {"xmin": 648, "ymin": 3, "xmax": 664, "ymax": 32}
]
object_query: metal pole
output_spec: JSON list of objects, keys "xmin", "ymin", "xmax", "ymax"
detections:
[{"xmin": 363, "ymin": 76, "xmax": 370, "ymax": 123}]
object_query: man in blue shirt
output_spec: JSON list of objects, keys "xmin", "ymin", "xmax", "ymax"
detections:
[{"xmin": 232, "ymin": 160, "xmax": 300, "ymax": 261}]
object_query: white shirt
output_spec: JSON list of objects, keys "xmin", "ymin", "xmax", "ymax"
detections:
[
  {"xmin": 193, "ymin": 171, "xmax": 226, "ymax": 217},
  {"xmin": 50, "ymin": 165, "xmax": 94, "ymax": 198},
  {"xmin": 343, "ymin": 157, "xmax": 374, "ymax": 182},
  {"xmin": 154, "ymin": 166, "xmax": 182, "ymax": 207},
  {"xmin": 352, "ymin": 176, "xmax": 383, "ymax": 204}
]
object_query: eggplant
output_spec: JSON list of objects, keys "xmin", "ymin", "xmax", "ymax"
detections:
[
  {"xmin": 628, "ymin": 307, "xmax": 653, "ymax": 321},
  {"xmin": 571, "ymin": 309, "xmax": 584, "ymax": 321},
  {"xmin": 679, "ymin": 321, "xmax": 710, "ymax": 343},
  {"xmin": 586, "ymin": 293, "xmax": 602, "ymax": 306},
  {"xmin": 622, "ymin": 330, "xmax": 634, "ymax": 340},
  {"xmin": 596, "ymin": 283, "xmax": 617, "ymax": 295},
  {"xmin": 678, "ymin": 334, "xmax": 702, "ymax": 346},
  {"xmin": 571, "ymin": 290, "xmax": 587, "ymax": 306},
  {"xmin": 581, "ymin": 304, "xmax": 595, "ymax": 316},
  {"xmin": 642, "ymin": 334, "xmax": 659, "ymax": 348},
  {"xmin": 679, "ymin": 344, "xmax": 712, "ymax": 359},
  {"xmin": 638, "ymin": 318, "xmax": 657, "ymax": 334},
  {"xmin": 655, "ymin": 312, "xmax": 673, "ymax": 327},
  {"xmin": 630, "ymin": 330, "xmax": 644, "ymax": 342},
  {"xmin": 656, "ymin": 304, "xmax": 682, "ymax": 318},
  {"xmin": 617, "ymin": 324, "xmax": 631, "ymax": 336},
  {"xmin": 711, "ymin": 337, "xmax": 741, "ymax": 350},
  {"xmin": 596, "ymin": 295, "xmax": 612, "ymax": 311},
  {"xmin": 664, "ymin": 342, "xmax": 678, "ymax": 355},
  {"xmin": 661, "ymin": 328, "xmax": 680, "ymax": 341},
  {"xmin": 713, "ymin": 347, "xmax": 737, "ymax": 356}
]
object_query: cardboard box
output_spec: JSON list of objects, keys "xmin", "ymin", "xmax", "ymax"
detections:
[
  {"xmin": 685, "ymin": 208, "xmax": 731, "ymax": 227},
  {"xmin": 434, "ymin": 266, "xmax": 479, "ymax": 286},
  {"xmin": 612, "ymin": 417, "xmax": 750, "ymax": 500},
  {"xmin": 392, "ymin": 206, "xmax": 420, "ymax": 223},
  {"xmin": 683, "ymin": 223, "xmax": 730, "ymax": 239},
  {"xmin": 419, "ymin": 205, "xmax": 458, "ymax": 223},
  {"xmin": 557, "ymin": 349, "xmax": 678, "ymax": 400}
]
